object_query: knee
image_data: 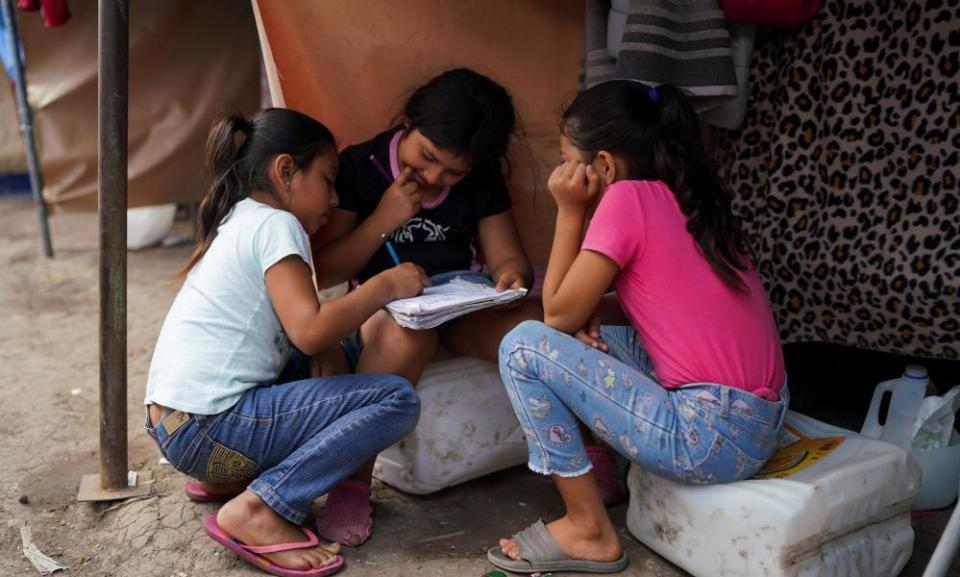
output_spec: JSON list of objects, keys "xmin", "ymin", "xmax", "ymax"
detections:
[
  {"xmin": 499, "ymin": 319, "xmax": 549, "ymax": 359},
  {"xmin": 385, "ymin": 376, "xmax": 421, "ymax": 432},
  {"xmin": 367, "ymin": 314, "xmax": 438, "ymax": 359}
]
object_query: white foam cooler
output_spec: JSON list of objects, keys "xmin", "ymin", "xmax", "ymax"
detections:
[
  {"xmin": 373, "ymin": 357, "xmax": 528, "ymax": 494},
  {"xmin": 626, "ymin": 411, "xmax": 921, "ymax": 577}
]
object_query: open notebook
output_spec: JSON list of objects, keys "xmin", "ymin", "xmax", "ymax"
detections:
[{"xmin": 385, "ymin": 278, "xmax": 527, "ymax": 330}]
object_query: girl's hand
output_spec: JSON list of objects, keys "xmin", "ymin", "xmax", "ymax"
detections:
[
  {"xmin": 381, "ymin": 262, "xmax": 430, "ymax": 301},
  {"xmin": 494, "ymin": 270, "xmax": 526, "ymax": 292},
  {"xmin": 574, "ymin": 313, "xmax": 608, "ymax": 351},
  {"xmin": 374, "ymin": 167, "xmax": 422, "ymax": 229},
  {"xmin": 493, "ymin": 270, "xmax": 527, "ymax": 309},
  {"xmin": 547, "ymin": 160, "xmax": 602, "ymax": 210}
]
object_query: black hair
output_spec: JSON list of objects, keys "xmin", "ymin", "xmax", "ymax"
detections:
[
  {"xmin": 178, "ymin": 108, "xmax": 336, "ymax": 280},
  {"xmin": 561, "ymin": 81, "xmax": 752, "ymax": 292},
  {"xmin": 402, "ymin": 67, "xmax": 515, "ymax": 168}
]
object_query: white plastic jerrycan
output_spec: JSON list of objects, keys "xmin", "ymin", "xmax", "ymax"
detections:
[{"xmin": 861, "ymin": 365, "xmax": 935, "ymax": 449}]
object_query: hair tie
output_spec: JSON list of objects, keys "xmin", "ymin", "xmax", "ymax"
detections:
[
  {"xmin": 648, "ymin": 86, "xmax": 659, "ymax": 104},
  {"xmin": 239, "ymin": 118, "xmax": 254, "ymax": 136}
]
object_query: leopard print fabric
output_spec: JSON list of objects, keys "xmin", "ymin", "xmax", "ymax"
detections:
[{"xmin": 713, "ymin": 0, "xmax": 959, "ymax": 359}]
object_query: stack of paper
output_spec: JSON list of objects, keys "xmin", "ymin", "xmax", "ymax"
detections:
[{"xmin": 386, "ymin": 278, "xmax": 528, "ymax": 330}]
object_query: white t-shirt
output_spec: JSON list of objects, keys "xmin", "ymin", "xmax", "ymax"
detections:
[{"xmin": 145, "ymin": 198, "xmax": 313, "ymax": 415}]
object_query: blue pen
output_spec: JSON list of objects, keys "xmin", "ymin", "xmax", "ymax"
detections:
[{"xmin": 380, "ymin": 233, "xmax": 401, "ymax": 266}]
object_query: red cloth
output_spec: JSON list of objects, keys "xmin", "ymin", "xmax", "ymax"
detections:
[
  {"xmin": 40, "ymin": 0, "xmax": 70, "ymax": 27},
  {"xmin": 720, "ymin": 0, "xmax": 821, "ymax": 28},
  {"xmin": 17, "ymin": 0, "xmax": 70, "ymax": 27}
]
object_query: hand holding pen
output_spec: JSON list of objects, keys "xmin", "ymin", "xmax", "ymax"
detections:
[
  {"xmin": 380, "ymin": 233, "xmax": 402, "ymax": 266},
  {"xmin": 376, "ymin": 233, "xmax": 429, "ymax": 298}
]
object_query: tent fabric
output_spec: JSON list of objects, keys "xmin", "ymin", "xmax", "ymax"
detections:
[
  {"xmin": 252, "ymin": 0, "xmax": 585, "ymax": 266},
  {"xmin": 714, "ymin": 0, "xmax": 959, "ymax": 359},
  {"xmin": 21, "ymin": 0, "xmax": 259, "ymax": 210},
  {"xmin": 0, "ymin": 84, "xmax": 26, "ymax": 172}
]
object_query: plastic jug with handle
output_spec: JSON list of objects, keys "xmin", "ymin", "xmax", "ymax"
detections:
[{"xmin": 861, "ymin": 365, "xmax": 934, "ymax": 449}]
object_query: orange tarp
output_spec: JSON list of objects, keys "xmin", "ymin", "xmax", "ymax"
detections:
[{"xmin": 253, "ymin": 0, "xmax": 584, "ymax": 264}]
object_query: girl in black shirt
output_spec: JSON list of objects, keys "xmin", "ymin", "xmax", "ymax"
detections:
[{"xmin": 311, "ymin": 68, "xmax": 541, "ymax": 546}]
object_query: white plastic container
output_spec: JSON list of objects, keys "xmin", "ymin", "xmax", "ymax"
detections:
[
  {"xmin": 626, "ymin": 411, "xmax": 920, "ymax": 577},
  {"xmin": 373, "ymin": 357, "xmax": 528, "ymax": 494},
  {"xmin": 127, "ymin": 203, "xmax": 177, "ymax": 250},
  {"xmin": 911, "ymin": 432, "xmax": 960, "ymax": 510},
  {"xmin": 861, "ymin": 365, "xmax": 959, "ymax": 510},
  {"xmin": 861, "ymin": 365, "xmax": 934, "ymax": 448}
]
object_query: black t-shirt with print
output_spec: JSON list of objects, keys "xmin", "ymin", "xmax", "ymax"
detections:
[{"xmin": 335, "ymin": 128, "xmax": 512, "ymax": 281}]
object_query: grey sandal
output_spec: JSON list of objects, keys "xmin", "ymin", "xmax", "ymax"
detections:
[{"xmin": 486, "ymin": 519, "xmax": 628, "ymax": 574}]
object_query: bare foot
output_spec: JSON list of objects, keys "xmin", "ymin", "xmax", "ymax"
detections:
[
  {"xmin": 498, "ymin": 516, "xmax": 621, "ymax": 562},
  {"xmin": 217, "ymin": 491, "xmax": 341, "ymax": 570}
]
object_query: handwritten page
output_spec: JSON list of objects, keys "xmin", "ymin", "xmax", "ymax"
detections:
[{"xmin": 385, "ymin": 278, "xmax": 527, "ymax": 329}]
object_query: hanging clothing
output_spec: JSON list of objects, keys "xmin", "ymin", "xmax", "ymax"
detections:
[
  {"xmin": 17, "ymin": 0, "xmax": 70, "ymax": 27},
  {"xmin": 582, "ymin": 1, "xmax": 736, "ymax": 94},
  {"xmin": 582, "ymin": 0, "xmax": 752, "ymax": 127}
]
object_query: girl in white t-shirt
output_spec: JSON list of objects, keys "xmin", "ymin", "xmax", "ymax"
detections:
[{"xmin": 145, "ymin": 109, "xmax": 427, "ymax": 577}]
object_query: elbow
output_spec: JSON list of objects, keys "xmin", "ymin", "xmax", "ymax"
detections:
[
  {"xmin": 285, "ymin": 323, "xmax": 330, "ymax": 357},
  {"xmin": 543, "ymin": 310, "xmax": 579, "ymax": 334},
  {"xmin": 287, "ymin": 331, "xmax": 321, "ymax": 357}
]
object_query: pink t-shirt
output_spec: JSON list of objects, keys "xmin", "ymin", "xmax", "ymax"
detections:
[{"xmin": 581, "ymin": 179, "xmax": 785, "ymax": 398}]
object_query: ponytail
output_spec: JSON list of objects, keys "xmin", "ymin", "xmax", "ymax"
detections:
[
  {"xmin": 652, "ymin": 84, "xmax": 752, "ymax": 291},
  {"xmin": 561, "ymin": 81, "xmax": 752, "ymax": 292},
  {"xmin": 177, "ymin": 108, "xmax": 336, "ymax": 281}
]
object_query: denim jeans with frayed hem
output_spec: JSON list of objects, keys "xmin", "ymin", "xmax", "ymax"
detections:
[
  {"xmin": 499, "ymin": 321, "xmax": 788, "ymax": 484},
  {"xmin": 146, "ymin": 353, "xmax": 420, "ymax": 524}
]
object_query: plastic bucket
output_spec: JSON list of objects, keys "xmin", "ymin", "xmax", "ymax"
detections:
[{"xmin": 911, "ymin": 433, "xmax": 960, "ymax": 511}]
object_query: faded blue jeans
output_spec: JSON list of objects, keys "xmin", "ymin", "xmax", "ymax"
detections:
[
  {"xmin": 499, "ymin": 321, "xmax": 788, "ymax": 484},
  {"xmin": 145, "ymin": 353, "xmax": 420, "ymax": 524}
]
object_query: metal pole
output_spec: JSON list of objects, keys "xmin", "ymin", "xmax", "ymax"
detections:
[
  {"xmin": 98, "ymin": 0, "xmax": 129, "ymax": 490},
  {"xmin": 1, "ymin": 0, "xmax": 53, "ymax": 258},
  {"xmin": 922, "ymin": 495, "xmax": 960, "ymax": 577}
]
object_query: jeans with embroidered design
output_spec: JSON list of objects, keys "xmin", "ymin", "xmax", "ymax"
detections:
[
  {"xmin": 498, "ymin": 321, "xmax": 788, "ymax": 484},
  {"xmin": 145, "ymin": 352, "xmax": 420, "ymax": 524}
]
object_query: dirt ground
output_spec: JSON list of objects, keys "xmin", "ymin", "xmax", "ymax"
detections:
[{"xmin": 1, "ymin": 194, "xmax": 955, "ymax": 577}]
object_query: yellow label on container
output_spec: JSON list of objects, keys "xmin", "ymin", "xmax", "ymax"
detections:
[{"xmin": 753, "ymin": 423, "xmax": 845, "ymax": 479}]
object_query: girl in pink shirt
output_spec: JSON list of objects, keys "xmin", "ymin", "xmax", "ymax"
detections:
[{"xmin": 487, "ymin": 81, "xmax": 787, "ymax": 575}]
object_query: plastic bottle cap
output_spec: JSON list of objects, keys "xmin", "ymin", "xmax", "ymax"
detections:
[{"xmin": 904, "ymin": 365, "xmax": 928, "ymax": 379}]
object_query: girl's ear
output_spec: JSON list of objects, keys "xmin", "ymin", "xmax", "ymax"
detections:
[
  {"xmin": 271, "ymin": 154, "xmax": 295, "ymax": 191},
  {"xmin": 268, "ymin": 154, "xmax": 296, "ymax": 209},
  {"xmin": 595, "ymin": 150, "xmax": 619, "ymax": 184}
]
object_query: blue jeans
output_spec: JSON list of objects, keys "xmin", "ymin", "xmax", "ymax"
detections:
[
  {"xmin": 499, "ymin": 321, "xmax": 788, "ymax": 484},
  {"xmin": 145, "ymin": 352, "xmax": 420, "ymax": 524}
]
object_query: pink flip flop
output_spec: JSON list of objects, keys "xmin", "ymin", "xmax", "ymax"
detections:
[
  {"xmin": 315, "ymin": 479, "xmax": 373, "ymax": 547},
  {"xmin": 586, "ymin": 445, "xmax": 628, "ymax": 505},
  {"xmin": 203, "ymin": 514, "xmax": 344, "ymax": 577},
  {"xmin": 185, "ymin": 480, "xmax": 244, "ymax": 503}
]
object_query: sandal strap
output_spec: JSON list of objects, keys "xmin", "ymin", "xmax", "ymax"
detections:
[
  {"xmin": 243, "ymin": 526, "xmax": 320, "ymax": 554},
  {"xmin": 512, "ymin": 520, "xmax": 567, "ymax": 563}
]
